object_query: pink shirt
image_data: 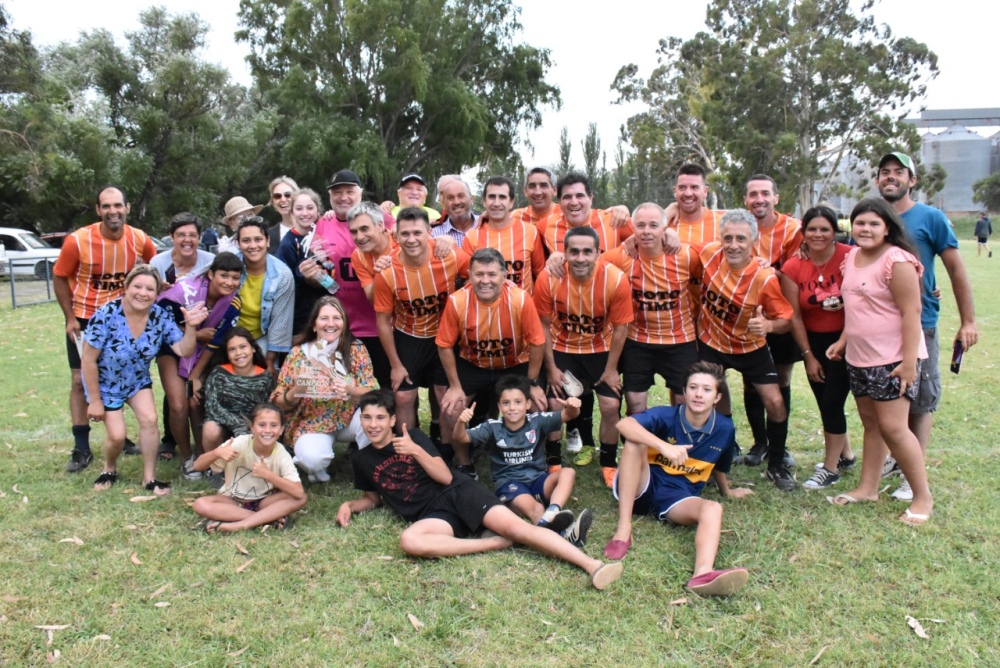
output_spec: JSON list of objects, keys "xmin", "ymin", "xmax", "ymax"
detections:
[
  {"xmin": 841, "ymin": 246, "xmax": 927, "ymax": 367},
  {"xmin": 313, "ymin": 211, "xmax": 395, "ymax": 338}
]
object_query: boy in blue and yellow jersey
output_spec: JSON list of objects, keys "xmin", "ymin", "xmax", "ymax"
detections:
[{"xmin": 602, "ymin": 361, "xmax": 754, "ymax": 596}]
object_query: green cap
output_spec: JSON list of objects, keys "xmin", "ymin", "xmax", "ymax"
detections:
[{"xmin": 878, "ymin": 152, "xmax": 916, "ymax": 174}]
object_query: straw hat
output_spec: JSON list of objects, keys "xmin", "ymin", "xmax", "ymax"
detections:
[{"xmin": 222, "ymin": 196, "xmax": 264, "ymax": 226}]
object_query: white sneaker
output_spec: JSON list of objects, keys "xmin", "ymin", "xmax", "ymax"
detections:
[
  {"xmin": 181, "ymin": 456, "xmax": 203, "ymax": 481},
  {"xmin": 565, "ymin": 428, "xmax": 583, "ymax": 454},
  {"xmin": 891, "ymin": 476, "xmax": 913, "ymax": 501},
  {"xmin": 881, "ymin": 456, "xmax": 901, "ymax": 478}
]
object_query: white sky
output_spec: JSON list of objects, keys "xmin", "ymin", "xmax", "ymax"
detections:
[{"xmin": 8, "ymin": 0, "xmax": 998, "ymax": 170}]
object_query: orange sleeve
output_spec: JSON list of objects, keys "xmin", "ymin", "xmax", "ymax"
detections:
[
  {"xmin": 454, "ymin": 248, "xmax": 470, "ymax": 279},
  {"xmin": 761, "ymin": 277, "xmax": 794, "ymax": 320},
  {"xmin": 519, "ymin": 294, "xmax": 546, "ymax": 346},
  {"xmin": 435, "ymin": 297, "xmax": 461, "ymax": 347},
  {"xmin": 530, "ymin": 227, "xmax": 546, "ymax": 277},
  {"xmin": 783, "ymin": 227, "xmax": 804, "ymax": 264},
  {"xmin": 616, "ymin": 218, "xmax": 634, "ymax": 243},
  {"xmin": 600, "ymin": 247, "xmax": 627, "ymax": 271},
  {"xmin": 687, "ymin": 245, "xmax": 703, "ymax": 280},
  {"xmin": 372, "ymin": 271, "xmax": 395, "ymax": 314},
  {"xmin": 53, "ymin": 235, "xmax": 81, "ymax": 278},
  {"xmin": 461, "ymin": 234, "xmax": 477, "ymax": 256},
  {"xmin": 609, "ymin": 273, "xmax": 635, "ymax": 325},
  {"xmin": 351, "ymin": 249, "xmax": 375, "ymax": 288},
  {"xmin": 141, "ymin": 234, "xmax": 157, "ymax": 262},
  {"xmin": 533, "ymin": 271, "xmax": 553, "ymax": 318}
]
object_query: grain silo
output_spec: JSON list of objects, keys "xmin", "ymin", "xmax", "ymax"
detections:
[{"xmin": 921, "ymin": 125, "xmax": 991, "ymax": 215}]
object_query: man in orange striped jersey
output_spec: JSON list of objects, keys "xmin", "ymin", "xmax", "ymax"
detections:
[
  {"xmin": 535, "ymin": 227, "xmax": 634, "ymax": 488},
  {"xmin": 54, "ymin": 185, "xmax": 157, "ymax": 473},
  {"xmin": 436, "ymin": 248, "xmax": 548, "ymax": 474},
  {"xmin": 373, "ymin": 207, "xmax": 470, "ymax": 454},
  {"xmin": 740, "ymin": 175, "xmax": 804, "ymax": 469},
  {"xmin": 671, "ymin": 164, "xmax": 725, "ymax": 253},
  {"xmin": 347, "ymin": 201, "xmax": 397, "ymax": 388},
  {"xmin": 697, "ymin": 209, "xmax": 797, "ymax": 490},
  {"xmin": 462, "ymin": 176, "xmax": 546, "ymax": 294},
  {"xmin": 512, "ymin": 167, "xmax": 631, "ymax": 228},
  {"xmin": 601, "ymin": 203, "xmax": 701, "ymax": 415}
]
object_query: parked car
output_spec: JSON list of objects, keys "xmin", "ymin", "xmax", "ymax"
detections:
[
  {"xmin": 42, "ymin": 231, "xmax": 171, "ymax": 253},
  {"xmin": 0, "ymin": 228, "xmax": 61, "ymax": 278}
]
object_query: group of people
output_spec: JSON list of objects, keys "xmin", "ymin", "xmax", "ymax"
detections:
[{"xmin": 50, "ymin": 150, "xmax": 976, "ymax": 596}]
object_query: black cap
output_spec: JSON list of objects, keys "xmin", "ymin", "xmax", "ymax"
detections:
[
  {"xmin": 327, "ymin": 169, "xmax": 362, "ymax": 190},
  {"xmin": 398, "ymin": 173, "xmax": 426, "ymax": 188}
]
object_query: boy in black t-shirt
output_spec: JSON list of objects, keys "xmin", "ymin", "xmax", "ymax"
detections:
[{"xmin": 337, "ymin": 390, "xmax": 623, "ymax": 589}]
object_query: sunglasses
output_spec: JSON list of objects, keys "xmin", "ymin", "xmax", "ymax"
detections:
[{"xmin": 273, "ymin": 191, "xmax": 294, "ymax": 200}]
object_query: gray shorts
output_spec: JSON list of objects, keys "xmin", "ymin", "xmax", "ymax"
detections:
[{"xmin": 910, "ymin": 328, "xmax": 941, "ymax": 414}]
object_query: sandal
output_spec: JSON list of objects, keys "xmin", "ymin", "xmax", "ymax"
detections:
[
  {"xmin": 144, "ymin": 479, "xmax": 172, "ymax": 497},
  {"xmin": 157, "ymin": 440, "xmax": 176, "ymax": 461},
  {"xmin": 204, "ymin": 520, "xmax": 223, "ymax": 533},
  {"xmin": 93, "ymin": 471, "xmax": 118, "ymax": 490},
  {"xmin": 270, "ymin": 515, "xmax": 293, "ymax": 531},
  {"xmin": 899, "ymin": 508, "xmax": 932, "ymax": 527}
]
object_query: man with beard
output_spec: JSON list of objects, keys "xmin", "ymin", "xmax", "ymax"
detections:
[
  {"xmin": 432, "ymin": 178, "xmax": 480, "ymax": 247},
  {"xmin": 54, "ymin": 185, "xmax": 157, "ymax": 472},
  {"xmin": 874, "ymin": 152, "xmax": 978, "ymax": 500}
]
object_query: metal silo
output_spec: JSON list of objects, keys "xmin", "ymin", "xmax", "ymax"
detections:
[{"xmin": 921, "ymin": 125, "xmax": 991, "ymax": 215}]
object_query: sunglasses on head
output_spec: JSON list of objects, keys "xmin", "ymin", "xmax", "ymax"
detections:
[{"xmin": 237, "ymin": 215, "xmax": 265, "ymax": 228}]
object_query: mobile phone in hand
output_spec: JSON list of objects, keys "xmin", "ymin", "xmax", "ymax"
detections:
[{"xmin": 950, "ymin": 339, "xmax": 964, "ymax": 374}]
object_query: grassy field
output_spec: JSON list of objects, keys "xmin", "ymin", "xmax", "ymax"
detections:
[{"xmin": 0, "ymin": 240, "xmax": 997, "ymax": 667}]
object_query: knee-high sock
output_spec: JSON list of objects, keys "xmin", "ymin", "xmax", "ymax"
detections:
[
  {"xmin": 743, "ymin": 385, "xmax": 767, "ymax": 447},
  {"xmin": 765, "ymin": 417, "xmax": 789, "ymax": 468}
]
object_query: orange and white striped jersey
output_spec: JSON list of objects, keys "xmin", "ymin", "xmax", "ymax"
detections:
[
  {"xmin": 436, "ymin": 283, "xmax": 545, "ymax": 369},
  {"xmin": 461, "ymin": 221, "xmax": 546, "ymax": 294},
  {"xmin": 53, "ymin": 223, "xmax": 157, "ymax": 319},
  {"xmin": 372, "ymin": 240, "xmax": 470, "ymax": 338},
  {"xmin": 512, "ymin": 205, "xmax": 556, "ymax": 228},
  {"xmin": 601, "ymin": 245, "xmax": 701, "ymax": 345},
  {"xmin": 351, "ymin": 241, "xmax": 397, "ymax": 289},
  {"xmin": 538, "ymin": 209, "xmax": 634, "ymax": 255},
  {"xmin": 697, "ymin": 242, "xmax": 793, "ymax": 355},
  {"xmin": 755, "ymin": 213, "xmax": 803, "ymax": 270},
  {"xmin": 533, "ymin": 263, "xmax": 633, "ymax": 354},
  {"xmin": 671, "ymin": 208, "xmax": 725, "ymax": 253}
]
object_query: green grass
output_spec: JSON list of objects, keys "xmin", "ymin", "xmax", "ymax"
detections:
[{"xmin": 1, "ymin": 240, "xmax": 997, "ymax": 666}]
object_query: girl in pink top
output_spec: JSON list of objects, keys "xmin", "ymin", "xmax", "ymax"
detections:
[{"xmin": 826, "ymin": 198, "xmax": 931, "ymax": 526}]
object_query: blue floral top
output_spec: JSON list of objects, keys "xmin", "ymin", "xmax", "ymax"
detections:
[{"xmin": 83, "ymin": 299, "xmax": 183, "ymax": 406}]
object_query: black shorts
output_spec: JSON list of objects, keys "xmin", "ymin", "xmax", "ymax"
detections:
[
  {"xmin": 848, "ymin": 360, "xmax": 922, "ymax": 402},
  {"xmin": 977, "ymin": 237, "xmax": 988, "ymax": 244},
  {"xmin": 621, "ymin": 340, "xmax": 698, "ymax": 395},
  {"xmin": 456, "ymin": 358, "xmax": 531, "ymax": 397},
  {"xmin": 66, "ymin": 317, "xmax": 90, "ymax": 370},
  {"xmin": 698, "ymin": 343, "xmax": 779, "ymax": 386},
  {"xmin": 766, "ymin": 331, "xmax": 802, "ymax": 365},
  {"xmin": 552, "ymin": 350, "xmax": 620, "ymax": 399},
  {"xmin": 360, "ymin": 336, "xmax": 392, "ymax": 390},
  {"xmin": 393, "ymin": 331, "xmax": 446, "ymax": 391},
  {"xmin": 421, "ymin": 478, "xmax": 502, "ymax": 537}
]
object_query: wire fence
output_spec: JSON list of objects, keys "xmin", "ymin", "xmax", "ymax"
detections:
[{"xmin": 2, "ymin": 258, "xmax": 57, "ymax": 308}]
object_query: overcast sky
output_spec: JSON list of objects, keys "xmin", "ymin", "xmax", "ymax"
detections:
[{"xmin": 8, "ymin": 0, "xmax": 998, "ymax": 170}]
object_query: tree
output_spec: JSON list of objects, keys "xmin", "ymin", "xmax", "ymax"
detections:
[
  {"xmin": 580, "ymin": 122, "xmax": 610, "ymax": 207},
  {"xmin": 556, "ymin": 126, "xmax": 574, "ymax": 176},
  {"xmin": 613, "ymin": 0, "xmax": 938, "ymax": 212},
  {"xmin": 973, "ymin": 172, "xmax": 1000, "ymax": 213},
  {"xmin": 236, "ymin": 0, "xmax": 559, "ymax": 201}
]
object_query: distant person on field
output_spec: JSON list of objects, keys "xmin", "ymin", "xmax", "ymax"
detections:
[{"xmin": 974, "ymin": 212, "xmax": 992, "ymax": 257}]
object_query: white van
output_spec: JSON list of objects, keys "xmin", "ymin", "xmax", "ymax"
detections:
[{"xmin": 0, "ymin": 227, "xmax": 61, "ymax": 278}]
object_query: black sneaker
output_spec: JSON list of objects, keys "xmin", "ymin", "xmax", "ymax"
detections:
[
  {"xmin": 765, "ymin": 466, "xmax": 798, "ymax": 491},
  {"xmin": 562, "ymin": 508, "xmax": 593, "ymax": 547},
  {"xmin": 123, "ymin": 438, "xmax": 140, "ymax": 455},
  {"xmin": 743, "ymin": 443, "xmax": 767, "ymax": 466},
  {"xmin": 539, "ymin": 509, "xmax": 575, "ymax": 534},
  {"xmin": 731, "ymin": 442, "xmax": 744, "ymax": 465},
  {"xmin": 66, "ymin": 449, "xmax": 93, "ymax": 473},
  {"xmin": 455, "ymin": 463, "xmax": 479, "ymax": 481},
  {"xmin": 206, "ymin": 471, "xmax": 224, "ymax": 490},
  {"xmin": 837, "ymin": 455, "xmax": 856, "ymax": 471},
  {"xmin": 802, "ymin": 467, "xmax": 840, "ymax": 490}
]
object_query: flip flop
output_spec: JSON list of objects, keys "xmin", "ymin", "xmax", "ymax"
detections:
[
  {"xmin": 157, "ymin": 440, "xmax": 176, "ymax": 461},
  {"xmin": 898, "ymin": 508, "xmax": 932, "ymax": 527},
  {"xmin": 204, "ymin": 520, "xmax": 223, "ymax": 534},
  {"xmin": 687, "ymin": 567, "xmax": 749, "ymax": 597},
  {"xmin": 590, "ymin": 562, "xmax": 624, "ymax": 590},
  {"xmin": 827, "ymin": 493, "xmax": 862, "ymax": 506},
  {"xmin": 144, "ymin": 479, "xmax": 172, "ymax": 497}
]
